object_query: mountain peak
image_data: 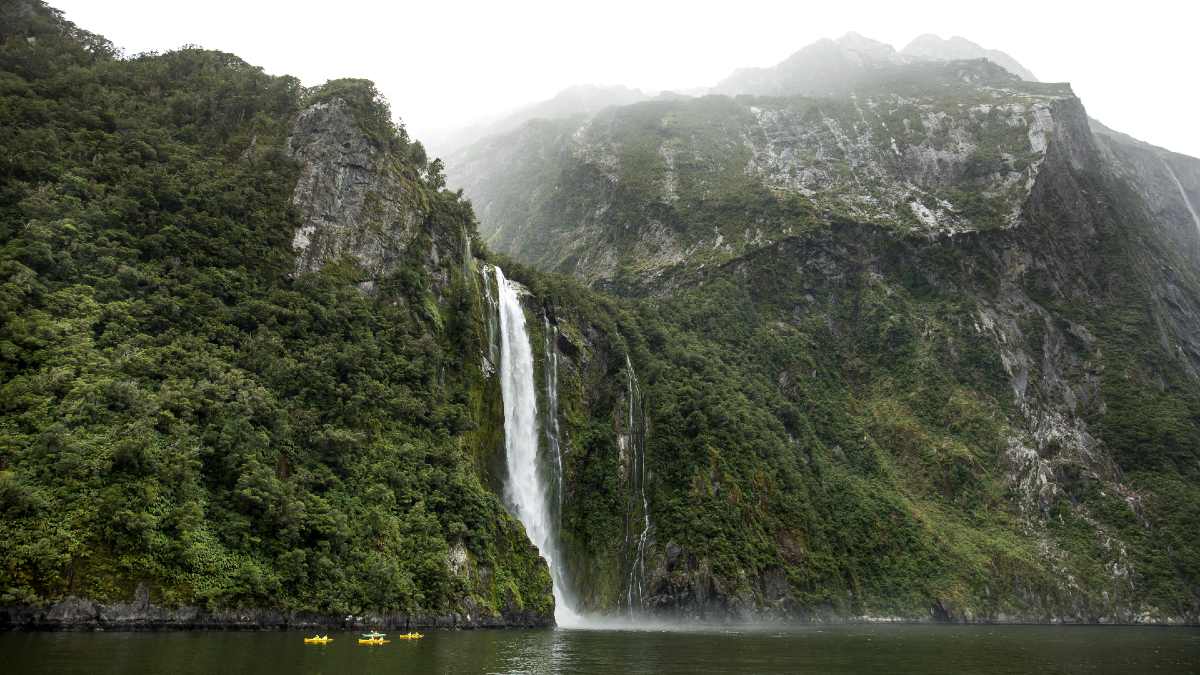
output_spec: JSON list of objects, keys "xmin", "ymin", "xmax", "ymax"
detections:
[
  {"xmin": 901, "ymin": 33, "xmax": 1037, "ymax": 81},
  {"xmin": 712, "ymin": 31, "xmax": 1031, "ymax": 97},
  {"xmin": 714, "ymin": 33, "xmax": 902, "ymax": 97},
  {"xmin": 834, "ymin": 32, "xmax": 903, "ymax": 64}
]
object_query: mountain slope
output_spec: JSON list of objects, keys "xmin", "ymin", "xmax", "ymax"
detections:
[
  {"xmin": 454, "ymin": 59, "xmax": 1073, "ymax": 289},
  {"xmin": 449, "ymin": 42, "xmax": 1200, "ymax": 622},
  {"xmin": 0, "ymin": 1, "xmax": 558, "ymax": 627}
]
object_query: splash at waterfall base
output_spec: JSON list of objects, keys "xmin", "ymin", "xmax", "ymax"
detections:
[
  {"xmin": 492, "ymin": 266, "xmax": 583, "ymax": 626},
  {"xmin": 486, "ymin": 264, "xmax": 656, "ymax": 628}
]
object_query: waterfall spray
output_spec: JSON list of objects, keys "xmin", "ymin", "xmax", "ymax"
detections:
[{"xmin": 494, "ymin": 266, "xmax": 580, "ymax": 626}]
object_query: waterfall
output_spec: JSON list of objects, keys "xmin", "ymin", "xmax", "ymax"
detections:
[
  {"xmin": 1162, "ymin": 158, "xmax": 1200, "ymax": 234},
  {"xmin": 494, "ymin": 266, "xmax": 580, "ymax": 626},
  {"xmin": 624, "ymin": 355, "xmax": 651, "ymax": 614},
  {"xmin": 543, "ymin": 317, "xmax": 565, "ymax": 515}
]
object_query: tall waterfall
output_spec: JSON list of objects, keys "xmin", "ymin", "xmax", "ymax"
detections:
[
  {"xmin": 494, "ymin": 266, "xmax": 580, "ymax": 625},
  {"xmin": 624, "ymin": 355, "xmax": 651, "ymax": 614}
]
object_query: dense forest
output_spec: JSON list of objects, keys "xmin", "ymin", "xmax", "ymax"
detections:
[{"xmin": 0, "ymin": 1, "xmax": 554, "ymax": 623}]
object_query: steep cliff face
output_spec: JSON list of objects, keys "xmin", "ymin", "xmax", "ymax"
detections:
[
  {"xmin": 451, "ymin": 60, "xmax": 1080, "ymax": 290},
  {"xmin": 1091, "ymin": 120, "xmax": 1200, "ymax": 273},
  {"xmin": 283, "ymin": 86, "xmax": 653, "ymax": 623},
  {"xmin": 288, "ymin": 98, "xmax": 420, "ymax": 279},
  {"xmin": 270, "ymin": 85, "xmax": 564, "ymax": 628},
  {"xmin": 463, "ymin": 261, "xmax": 649, "ymax": 614},
  {"xmin": 605, "ymin": 105, "xmax": 1199, "ymax": 622},
  {"xmin": 447, "ymin": 46, "xmax": 1200, "ymax": 623},
  {"xmin": 287, "ymin": 90, "xmax": 468, "ymax": 298}
]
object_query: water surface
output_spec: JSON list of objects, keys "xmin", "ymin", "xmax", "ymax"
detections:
[{"xmin": 4, "ymin": 624, "xmax": 1198, "ymax": 674}]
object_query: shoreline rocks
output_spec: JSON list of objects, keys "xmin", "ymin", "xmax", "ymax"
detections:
[{"xmin": 0, "ymin": 596, "xmax": 552, "ymax": 631}]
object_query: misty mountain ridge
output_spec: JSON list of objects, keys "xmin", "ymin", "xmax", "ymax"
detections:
[
  {"xmin": 901, "ymin": 33, "xmax": 1038, "ymax": 81},
  {"xmin": 712, "ymin": 31, "xmax": 1037, "ymax": 96},
  {"xmin": 438, "ymin": 32, "xmax": 1037, "ymax": 157},
  {"xmin": 426, "ymin": 84, "xmax": 651, "ymax": 157}
]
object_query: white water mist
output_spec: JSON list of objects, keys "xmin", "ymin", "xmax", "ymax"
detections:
[{"xmin": 494, "ymin": 266, "xmax": 581, "ymax": 626}]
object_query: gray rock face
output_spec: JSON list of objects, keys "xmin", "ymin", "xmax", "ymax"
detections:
[
  {"xmin": 1092, "ymin": 120, "xmax": 1200, "ymax": 270},
  {"xmin": 287, "ymin": 98, "xmax": 421, "ymax": 279},
  {"xmin": 452, "ymin": 68, "xmax": 1079, "ymax": 289}
]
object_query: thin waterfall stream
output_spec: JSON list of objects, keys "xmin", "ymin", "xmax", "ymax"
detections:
[
  {"xmin": 1162, "ymin": 158, "xmax": 1200, "ymax": 234},
  {"xmin": 493, "ymin": 266, "xmax": 581, "ymax": 626},
  {"xmin": 624, "ymin": 355, "xmax": 650, "ymax": 614},
  {"xmin": 543, "ymin": 318, "xmax": 564, "ymax": 516}
]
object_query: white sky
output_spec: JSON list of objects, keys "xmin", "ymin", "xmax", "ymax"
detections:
[{"xmin": 53, "ymin": 0, "xmax": 1199, "ymax": 158}]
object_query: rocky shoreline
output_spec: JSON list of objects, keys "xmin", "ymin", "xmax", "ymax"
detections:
[
  {"xmin": 6, "ymin": 597, "xmax": 1192, "ymax": 631},
  {"xmin": 0, "ymin": 588, "xmax": 552, "ymax": 631}
]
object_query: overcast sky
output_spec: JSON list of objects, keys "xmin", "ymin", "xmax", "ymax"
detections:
[{"xmin": 53, "ymin": 0, "xmax": 1199, "ymax": 158}]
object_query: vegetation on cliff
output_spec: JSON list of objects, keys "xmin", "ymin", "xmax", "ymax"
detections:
[
  {"xmin": 450, "ymin": 37, "xmax": 1200, "ymax": 621},
  {"xmin": 0, "ymin": 1, "xmax": 549, "ymax": 621}
]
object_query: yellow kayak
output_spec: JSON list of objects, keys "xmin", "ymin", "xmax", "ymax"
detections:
[
  {"xmin": 357, "ymin": 638, "xmax": 390, "ymax": 645},
  {"xmin": 303, "ymin": 635, "xmax": 333, "ymax": 644},
  {"xmin": 396, "ymin": 632, "xmax": 424, "ymax": 640}
]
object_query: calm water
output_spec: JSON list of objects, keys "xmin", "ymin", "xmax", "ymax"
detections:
[{"xmin": 3, "ymin": 624, "xmax": 1198, "ymax": 674}]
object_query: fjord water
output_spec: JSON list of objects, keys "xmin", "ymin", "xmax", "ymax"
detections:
[{"xmin": 5, "ymin": 625, "xmax": 1198, "ymax": 674}]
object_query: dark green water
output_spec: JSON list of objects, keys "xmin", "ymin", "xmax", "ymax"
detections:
[{"xmin": 3, "ymin": 624, "xmax": 1198, "ymax": 674}]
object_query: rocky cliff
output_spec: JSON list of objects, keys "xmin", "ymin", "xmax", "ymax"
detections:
[
  {"xmin": 448, "ymin": 44, "xmax": 1200, "ymax": 623},
  {"xmin": 288, "ymin": 98, "xmax": 420, "ymax": 279},
  {"xmin": 451, "ymin": 59, "xmax": 1079, "ymax": 290}
]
